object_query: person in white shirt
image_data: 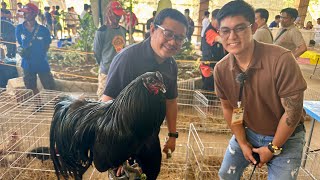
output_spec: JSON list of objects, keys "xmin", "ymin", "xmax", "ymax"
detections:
[
  {"xmin": 16, "ymin": 2, "xmax": 24, "ymax": 24},
  {"xmin": 201, "ymin": 11, "xmax": 210, "ymax": 38},
  {"xmin": 80, "ymin": 4, "xmax": 89, "ymax": 19}
]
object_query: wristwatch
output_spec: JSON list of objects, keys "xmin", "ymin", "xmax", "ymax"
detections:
[
  {"xmin": 268, "ymin": 142, "xmax": 282, "ymax": 155},
  {"xmin": 168, "ymin": 132, "xmax": 179, "ymax": 138}
]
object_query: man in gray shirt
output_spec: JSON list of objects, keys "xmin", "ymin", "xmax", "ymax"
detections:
[
  {"xmin": 253, "ymin": 8, "xmax": 273, "ymax": 44},
  {"xmin": 94, "ymin": 1, "xmax": 126, "ymax": 98}
]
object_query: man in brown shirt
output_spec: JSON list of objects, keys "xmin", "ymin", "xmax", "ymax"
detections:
[
  {"xmin": 274, "ymin": 8, "xmax": 307, "ymax": 58},
  {"xmin": 214, "ymin": 1, "xmax": 307, "ymax": 179}
]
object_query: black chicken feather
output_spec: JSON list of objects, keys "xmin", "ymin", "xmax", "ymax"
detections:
[{"xmin": 50, "ymin": 72, "xmax": 166, "ymax": 180}]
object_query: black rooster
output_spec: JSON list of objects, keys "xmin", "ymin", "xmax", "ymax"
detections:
[{"xmin": 50, "ymin": 72, "xmax": 167, "ymax": 180}]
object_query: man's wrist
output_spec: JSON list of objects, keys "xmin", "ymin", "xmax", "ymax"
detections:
[{"xmin": 168, "ymin": 132, "xmax": 178, "ymax": 138}]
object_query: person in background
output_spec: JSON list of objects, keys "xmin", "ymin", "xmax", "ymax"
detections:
[
  {"xmin": 304, "ymin": 21, "xmax": 313, "ymax": 30},
  {"xmin": 315, "ymin": 18, "xmax": 320, "ymax": 30},
  {"xmin": 253, "ymin": 8, "xmax": 273, "ymax": 43},
  {"xmin": 146, "ymin": 11, "xmax": 157, "ymax": 31},
  {"xmin": 145, "ymin": 11, "xmax": 157, "ymax": 39},
  {"xmin": 200, "ymin": 9, "xmax": 227, "ymax": 91},
  {"xmin": 184, "ymin": 9, "xmax": 194, "ymax": 41},
  {"xmin": 16, "ymin": 3, "xmax": 55, "ymax": 95},
  {"xmin": 66, "ymin": 7, "xmax": 78, "ymax": 37},
  {"xmin": 94, "ymin": 1, "xmax": 126, "ymax": 98},
  {"xmin": 37, "ymin": 10, "xmax": 46, "ymax": 25},
  {"xmin": 16, "ymin": 2, "xmax": 24, "ymax": 24},
  {"xmin": 80, "ymin": 4, "xmax": 89, "ymax": 19},
  {"xmin": 274, "ymin": 8, "xmax": 307, "ymax": 58},
  {"xmin": 44, "ymin": 6, "xmax": 52, "ymax": 36},
  {"xmin": 269, "ymin": 15, "xmax": 280, "ymax": 28},
  {"xmin": 201, "ymin": 11, "xmax": 210, "ymax": 39},
  {"xmin": 1, "ymin": 2, "xmax": 12, "ymax": 21},
  {"xmin": 125, "ymin": 10, "xmax": 138, "ymax": 43},
  {"xmin": 214, "ymin": 1, "xmax": 307, "ymax": 179},
  {"xmin": 54, "ymin": 6, "xmax": 62, "ymax": 38},
  {"xmin": 101, "ymin": 8, "xmax": 188, "ymax": 180}
]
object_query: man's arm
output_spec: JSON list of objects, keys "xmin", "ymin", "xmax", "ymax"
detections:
[
  {"xmin": 253, "ymin": 92, "xmax": 304, "ymax": 167},
  {"xmin": 220, "ymin": 99, "xmax": 257, "ymax": 164},
  {"xmin": 293, "ymin": 43, "xmax": 307, "ymax": 58},
  {"xmin": 273, "ymin": 92, "xmax": 304, "ymax": 147},
  {"xmin": 101, "ymin": 95, "xmax": 113, "ymax": 102},
  {"xmin": 163, "ymin": 98, "xmax": 178, "ymax": 153}
]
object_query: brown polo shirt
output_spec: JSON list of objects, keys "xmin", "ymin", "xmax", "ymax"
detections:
[{"xmin": 214, "ymin": 41, "xmax": 307, "ymax": 135}]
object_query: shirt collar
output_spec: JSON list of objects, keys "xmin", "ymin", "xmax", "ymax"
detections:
[
  {"xmin": 230, "ymin": 40, "xmax": 262, "ymax": 71},
  {"xmin": 22, "ymin": 21, "xmax": 39, "ymax": 32}
]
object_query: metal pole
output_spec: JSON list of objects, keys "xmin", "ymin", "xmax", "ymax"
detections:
[
  {"xmin": 301, "ymin": 118, "xmax": 315, "ymax": 168},
  {"xmin": 98, "ymin": 0, "xmax": 103, "ymax": 26}
]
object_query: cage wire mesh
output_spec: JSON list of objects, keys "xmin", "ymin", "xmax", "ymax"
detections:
[
  {"xmin": 186, "ymin": 123, "xmax": 317, "ymax": 180},
  {"xmin": 0, "ymin": 88, "xmax": 33, "ymax": 115},
  {"xmin": 300, "ymin": 145, "xmax": 320, "ymax": 180},
  {"xmin": 0, "ymin": 90, "xmax": 98, "ymax": 180}
]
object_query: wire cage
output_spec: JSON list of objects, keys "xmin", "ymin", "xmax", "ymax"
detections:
[
  {"xmin": 0, "ymin": 88, "xmax": 33, "ymax": 116},
  {"xmin": 0, "ymin": 90, "xmax": 98, "ymax": 180},
  {"xmin": 186, "ymin": 123, "xmax": 317, "ymax": 180},
  {"xmin": 300, "ymin": 145, "xmax": 320, "ymax": 180}
]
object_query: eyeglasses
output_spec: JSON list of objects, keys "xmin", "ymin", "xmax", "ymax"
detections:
[
  {"xmin": 218, "ymin": 24, "xmax": 252, "ymax": 38},
  {"xmin": 156, "ymin": 25, "xmax": 187, "ymax": 44}
]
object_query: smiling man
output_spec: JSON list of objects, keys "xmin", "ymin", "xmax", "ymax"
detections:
[
  {"xmin": 101, "ymin": 8, "xmax": 188, "ymax": 180},
  {"xmin": 213, "ymin": 1, "xmax": 307, "ymax": 179}
]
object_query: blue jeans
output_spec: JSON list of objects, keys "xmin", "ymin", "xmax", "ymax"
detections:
[{"xmin": 219, "ymin": 126, "xmax": 305, "ymax": 180}]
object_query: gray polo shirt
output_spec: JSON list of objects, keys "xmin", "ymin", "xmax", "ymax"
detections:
[
  {"xmin": 104, "ymin": 37, "xmax": 178, "ymax": 99},
  {"xmin": 93, "ymin": 25, "xmax": 127, "ymax": 75}
]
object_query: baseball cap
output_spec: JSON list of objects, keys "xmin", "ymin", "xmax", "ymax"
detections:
[
  {"xmin": 20, "ymin": 3, "xmax": 39, "ymax": 14},
  {"xmin": 111, "ymin": 1, "xmax": 125, "ymax": 16}
]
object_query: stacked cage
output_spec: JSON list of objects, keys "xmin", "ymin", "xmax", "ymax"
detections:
[{"xmin": 0, "ymin": 90, "xmax": 99, "ymax": 180}]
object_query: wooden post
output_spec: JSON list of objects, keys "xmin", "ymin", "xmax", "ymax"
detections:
[{"xmin": 295, "ymin": 0, "xmax": 310, "ymax": 27}]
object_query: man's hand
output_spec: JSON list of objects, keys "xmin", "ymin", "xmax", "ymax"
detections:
[
  {"xmin": 163, "ymin": 137, "xmax": 176, "ymax": 155},
  {"xmin": 239, "ymin": 142, "xmax": 257, "ymax": 164},
  {"xmin": 252, "ymin": 146, "xmax": 273, "ymax": 168}
]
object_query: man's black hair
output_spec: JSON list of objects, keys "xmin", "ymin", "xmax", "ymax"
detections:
[
  {"xmin": 211, "ymin": 9, "xmax": 220, "ymax": 19},
  {"xmin": 255, "ymin": 8, "xmax": 269, "ymax": 22},
  {"xmin": 56, "ymin": 5, "xmax": 60, "ymax": 10},
  {"xmin": 280, "ymin": 8, "xmax": 298, "ymax": 20},
  {"xmin": 204, "ymin": 11, "xmax": 210, "ymax": 17},
  {"xmin": 152, "ymin": 11, "xmax": 156, "ymax": 17},
  {"xmin": 216, "ymin": 0, "xmax": 255, "ymax": 26},
  {"xmin": 84, "ymin": 4, "xmax": 89, "ymax": 10},
  {"xmin": 185, "ymin": 9, "xmax": 190, "ymax": 14},
  {"xmin": 154, "ymin": 8, "xmax": 189, "ymax": 29},
  {"xmin": 17, "ymin": 2, "xmax": 22, "ymax": 5},
  {"xmin": 44, "ymin": 6, "xmax": 50, "ymax": 11},
  {"xmin": 275, "ymin": 15, "xmax": 281, "ymax": 19}
]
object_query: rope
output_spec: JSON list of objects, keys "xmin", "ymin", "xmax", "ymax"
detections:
[
  {"xmin": 0, "ymin": 40, "xmax": 218, "ymax": 64},
  {"xmin": 0, "ymin": 62, "xmax": 98, "ymax": 80}
]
